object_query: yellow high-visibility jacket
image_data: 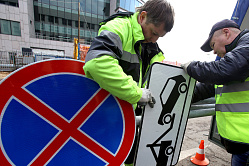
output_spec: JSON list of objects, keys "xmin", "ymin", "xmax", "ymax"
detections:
[{"xmin": 83, "ymin": 12, "xmax": 164, "ymax": 105}]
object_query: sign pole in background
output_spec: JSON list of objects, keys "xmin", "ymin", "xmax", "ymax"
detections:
[
  {"xmin": 0, "ymin": 59, "xmax": 135, "ymax": 166},
  {"xmin": 135, "ymin": 62, "xmax": 196, "ymax": 166}
]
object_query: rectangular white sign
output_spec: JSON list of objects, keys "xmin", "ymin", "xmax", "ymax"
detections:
[{"xmin": 135, "ymin": 62, "xmax": 196, "ymax": 166}]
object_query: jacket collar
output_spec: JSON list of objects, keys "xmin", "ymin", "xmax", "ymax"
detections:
[
  {"xmin": 99, "ymin": 12, "xmax": 134, "ymax": 25},
  {"xmin": 131, "ymin": 12, "xmax": 145, "ymax": 43},
  {"xmin": 225, "ymin": 29, "xmax": 249, "ymax": 52}
]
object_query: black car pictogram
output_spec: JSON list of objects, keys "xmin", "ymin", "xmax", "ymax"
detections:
[{"xmin": 158, "ymin": 75, "xmax": 187, "ymax": 125}]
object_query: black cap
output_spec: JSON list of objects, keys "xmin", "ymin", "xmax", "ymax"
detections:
[{"xmin": 201, "ymin": 19, "xmax": 240, "ymax": 52}]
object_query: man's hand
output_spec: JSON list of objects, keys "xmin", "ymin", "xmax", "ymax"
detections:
[
  {"xmin": 181, "ymin": 61, "xmax": 192, "ymax": 73},
  {"xmin": 138, "ymin": 88, "xmax": 156, "ymax": 108}
]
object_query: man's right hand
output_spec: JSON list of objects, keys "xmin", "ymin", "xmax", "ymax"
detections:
[{"xmin": 138, "ymin": 88, "xmax": 156, "ymax": 108}]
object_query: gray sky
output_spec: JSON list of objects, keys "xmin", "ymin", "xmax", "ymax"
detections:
[{"xmin": 157, "ymin": 0, "xmax": 238, "ymax": 63}]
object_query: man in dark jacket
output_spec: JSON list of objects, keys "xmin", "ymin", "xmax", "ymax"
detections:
[{"xmin": 182, "ymin": 19, "xmax": 249, "ymax": 166}]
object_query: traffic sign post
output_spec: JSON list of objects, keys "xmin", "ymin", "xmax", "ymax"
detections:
[
  {"xmin": 135, "ymin": 62, "xmax": 196, "ymax": 166},
  {"xmin": 0, "ymin": 59, "xmax": 135, "ymax": 166}
]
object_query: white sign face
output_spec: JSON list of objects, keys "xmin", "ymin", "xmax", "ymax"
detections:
[{"xmin": 135, "ymin": 62, "xmax": 196, "ymax": 166}]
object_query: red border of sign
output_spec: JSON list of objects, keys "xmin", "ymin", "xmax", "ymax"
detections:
[{"xmin": 0, "ymin": 59, "xmax": 135, "ymax": 166}]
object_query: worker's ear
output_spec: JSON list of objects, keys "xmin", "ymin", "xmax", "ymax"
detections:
[
  {"xmin": 222, "ymin": 28, "xmax": 230, "ymax": 39},
  {"xmin": 138, "ymin": 11, "xmax": 147, "ymax": 24}
]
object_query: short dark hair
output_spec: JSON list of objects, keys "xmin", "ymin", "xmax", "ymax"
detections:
[{"xmin": 138, "ymin": 0, "xmax": 175, "ymax": 32}]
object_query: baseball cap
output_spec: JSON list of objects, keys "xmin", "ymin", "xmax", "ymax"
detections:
[{"xmin": 201, "ymin": 19, "xmax": 240, "ymax": 52}]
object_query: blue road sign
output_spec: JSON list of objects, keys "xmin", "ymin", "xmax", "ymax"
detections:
[{"xmin": 0, "ymin": 59, "xmax": 135, "ymax": 166}]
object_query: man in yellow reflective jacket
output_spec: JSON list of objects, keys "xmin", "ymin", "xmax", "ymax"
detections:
[
  {"xmin": 84, "ymin": 0, "xmax": 174, "ymax": 108},
  {"xmin": 83, "ymin": 0, "xmax": 175, "ymax": 165}
]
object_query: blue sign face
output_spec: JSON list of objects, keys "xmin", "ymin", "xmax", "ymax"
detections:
[{"xmin": 0, "ymin": 59, "xmax": 135, "ymax": 166}]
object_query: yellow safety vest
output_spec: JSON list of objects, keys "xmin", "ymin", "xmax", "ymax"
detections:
[{"xmin": 215, "ymin": 77, "xmax": 249, "ymax": 144}]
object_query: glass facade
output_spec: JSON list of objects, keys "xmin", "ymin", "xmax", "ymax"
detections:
[
  {"xmin": 117, "ymin": 0, "xmax": 143, "ymax": 12},
  {"xmin": 33, "ymin": 0, "xmax": 110, "ymax": 43},
  {"xmin": 32, "ymin": 0, "xmax": 143, "ymax": 43}
]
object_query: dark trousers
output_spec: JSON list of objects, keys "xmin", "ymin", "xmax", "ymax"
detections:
[{"xmin": 231, "ymin": 151, "xmax": 249, "ymax": 166}]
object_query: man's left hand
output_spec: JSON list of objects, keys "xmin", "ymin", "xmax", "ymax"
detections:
[{"xmin": 181, "ymin": 61, "xmax": 192, "ymax": 73}]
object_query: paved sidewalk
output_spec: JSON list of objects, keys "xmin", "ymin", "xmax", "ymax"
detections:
[
  {"xmin": 0, "ymin": 71, "xmax": 11, "ymax": 81},
  {"xmin": 176, "ymin": 116, "xmax": 231, "ymax": 166}
]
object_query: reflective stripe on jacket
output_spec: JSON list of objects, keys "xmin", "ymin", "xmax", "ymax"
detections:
[
  {"xmin": 83, "ymin": 12, "xmax": 164, "ymax": 104},
  {"xmin": 215, "ymin": 78, "xmax": 249, "ymax": 144}
]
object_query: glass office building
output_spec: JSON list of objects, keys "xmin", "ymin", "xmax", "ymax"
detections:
[
  {"xmin": 33, "ymin": 0, "xmax": 111, "ymax": 43},
  {"xmin": 33, "ymin": 0, "xmax": 144, "ymax": 43}
]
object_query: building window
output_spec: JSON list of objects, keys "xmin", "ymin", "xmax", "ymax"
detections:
[
  {"xmin": 41, "ymin": 14, "xmax": 45, "ymax": 21},
  {"xmin": 0, "ymin": 0, "xmax": 19, "ymax": 7},
  {"xmin": 55, "ymin": 17, "xmax": 59, "ymax": 24},
  {"xmin": 49, "ymin": 16, "xmax": 54, "ymax": 23},
  {"xmin": 68, "ymin": 20, "xmax": 72, "ymax": 26},
  {"xmin": 11, "ymin": 21, "xmax": 21, "ymax": 36},
  {"xmin": 80, "ymin": 21, "xmax": 84, "ymax": 28},
  {"xmin": 88, "ymin": 24, "xmax": 94, "ymax": 30},
  {"xmin": 87, "ymin": 23, "xmax": 95, "ymax": 30},
  {"xmin": 62, "ymin": 18, "xmax": 67, "ymax": 25},
  {"xmin": 119, "ymin": 0, "xmax": 143, "ymax": 12},
  {"xmin": 0, "ymin": 19, "xmax": 21, "ymax": 36},
  {"xmin": 0, "ymin": 19, "xmax": 11, "ymax": 35},
  {"xmin": 75, "ymin": 21, "xmax": 79, "ymax": 27}
]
